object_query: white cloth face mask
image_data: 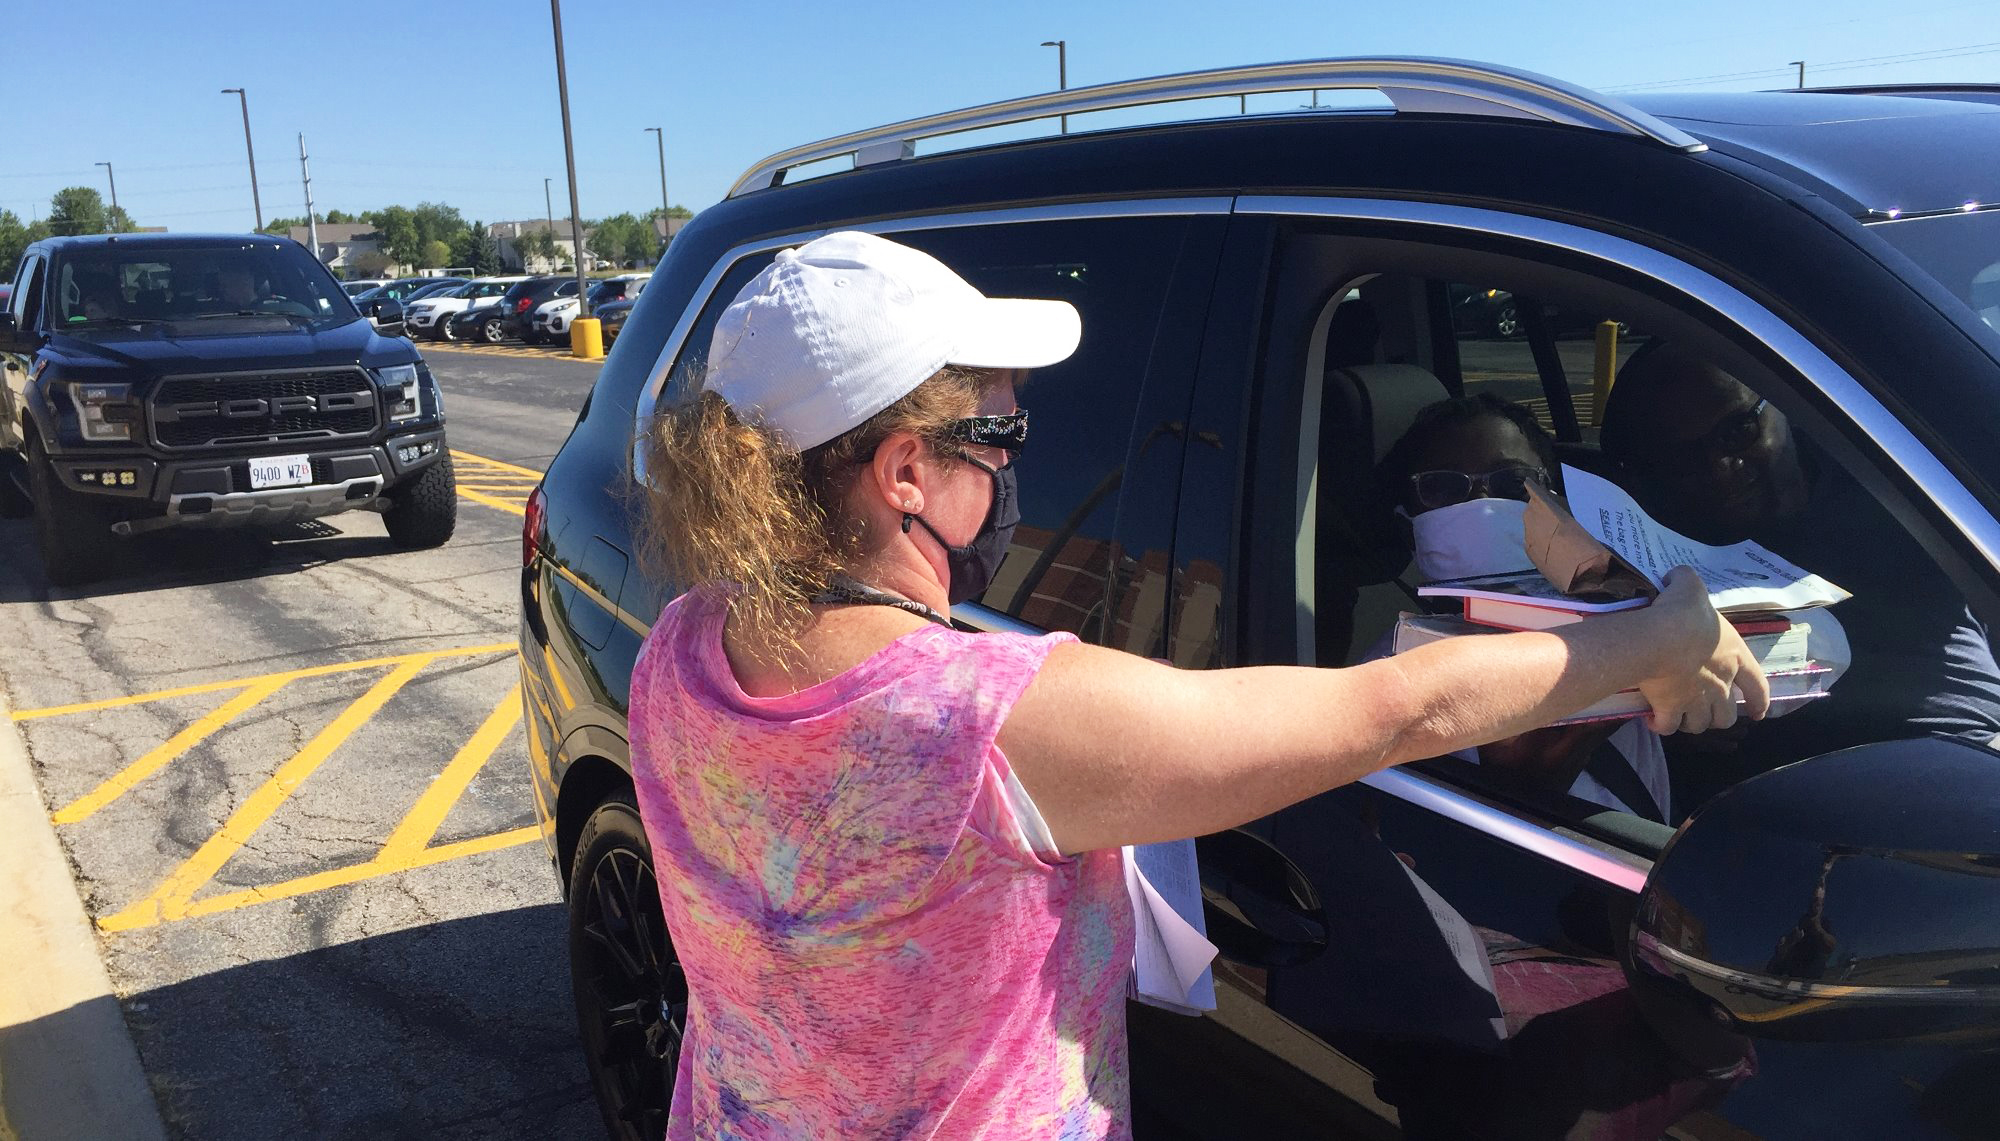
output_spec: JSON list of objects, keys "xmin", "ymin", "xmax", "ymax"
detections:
[{"xmin": 1409, "ymin": 497, "xmax": 1534, "ymax": 582}]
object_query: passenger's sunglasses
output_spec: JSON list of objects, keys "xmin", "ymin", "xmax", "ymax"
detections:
[
  {"xmin": 1691, "ymin": 398, "xmax": 1769, "ymax": 462},
  {"xmin": 1408, "ymin": 465, "xmax": 1548, "ymax": 510},
  {"xmin": 949, "ymin": 410, "xmax": 1029, "ymax": 453}
]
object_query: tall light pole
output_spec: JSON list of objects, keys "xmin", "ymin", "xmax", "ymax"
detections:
[
  {"xmin": 543, "ymin": 177, "xmax": 555, "ymax": 274},
  {"xmin": 1040, "ymin": 40, "xmax": 1068, "ymax": 134},
  {"xmin": 549, "ymin": 0, "xmax": 590, "ymax": 316},
  {"xmin": 1790, "ymin": 60, "xmax": 1806, "ymax": 89},
  {"xmin": 644, "ymin": 126, "xmax": 669, "ymax": 253},
  {"xmin": 220, "ymin": 88, "xmax": 263, "ymax": 230},
  {"xmin": 298, "ymin": 134, "xmax": 319, "ymax": 267},
  {"xmin": 94, "ymin": 162, "xmax": 119, "ymax": 231}
]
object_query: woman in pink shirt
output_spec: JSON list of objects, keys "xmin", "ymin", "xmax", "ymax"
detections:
[{"xmin": 630, "ymin": 231, "xmax": 1766, "ymax": 1140}]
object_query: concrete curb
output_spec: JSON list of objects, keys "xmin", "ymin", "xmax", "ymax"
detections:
[{"xmin": 0, "ymin": 689, "xmax": 169, "ymax": 1141}]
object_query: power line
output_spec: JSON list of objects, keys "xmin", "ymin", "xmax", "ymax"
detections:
[{"xmin": 1608, "ymin": 38, "xmax": 2000, "ymax": 91}]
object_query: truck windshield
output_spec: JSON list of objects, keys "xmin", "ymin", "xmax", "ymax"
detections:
[
  {"xmin": 1869, "ymin": 209, "xmax": 2000, "ymax": 336},
  {"xmin": 52, "ymin": 244, "xmax": 357, "ymax": 328}
]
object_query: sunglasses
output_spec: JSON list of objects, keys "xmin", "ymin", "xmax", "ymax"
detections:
[
  {"xmin": 949, "ymin": 410, "xmax": 1029, "ymax": 453},
  {"xmin": 1408, "ymin": 465, "xmax": 1547, "ymax": 510}
]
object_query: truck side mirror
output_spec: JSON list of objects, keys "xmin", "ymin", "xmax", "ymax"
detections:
[
  {"xmin": 1627, "ymin": 736, "xmax": 2000, "ymax": 1049},
  {"xmin": 0, "ymin": 311, "xmax": 17, "ymax": 352},
  {"xmin": 369, "ymin": 299, "xmax": 405, "ymax": 335}
]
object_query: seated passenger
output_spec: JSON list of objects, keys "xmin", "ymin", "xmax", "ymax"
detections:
[
  {"xmin": 1378, "ymin": 395, "xmax": 1675, "ymax": 822},
  {"xmin": 1602, "ymin": 346, "xmax": 2000, "ymax": 761}
]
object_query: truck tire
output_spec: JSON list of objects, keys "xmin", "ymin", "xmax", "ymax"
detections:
[
  {"xmin": 27, "ymin": 434, "xmax": 117, "ymax": 587},
  {"xmin": 382, "ymin": 453, "xmax": 457, "ymax": 549}
]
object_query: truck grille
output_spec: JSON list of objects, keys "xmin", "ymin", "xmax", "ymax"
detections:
[{"xmin": 150, "ymin": 369, "xmax": 380, "ymax": 449}]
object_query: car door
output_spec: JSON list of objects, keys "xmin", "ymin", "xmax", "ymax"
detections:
[
  {"xmin": 2, "ymin": 253, "xmax": 47, "ymax": 453},
  {"xmin": 1164, "ymin": 202, "xmax": 2000, "ymax": 1140}
]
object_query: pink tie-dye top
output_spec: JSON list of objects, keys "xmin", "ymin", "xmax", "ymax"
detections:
[{"xmin": 629, "ymin": 588, "xmax": 1136, "ymax": 1140}]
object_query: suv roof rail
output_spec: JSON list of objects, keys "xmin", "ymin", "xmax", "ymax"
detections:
[{"xmin": 730, "ymin": 56, "xmax": 1706, "ymax": 196}]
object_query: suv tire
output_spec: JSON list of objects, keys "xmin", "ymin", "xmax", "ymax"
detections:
[
  {"xmin": 567, "ymin": 791, "xmax": 683, "ymax": 1141},
  {"xmin": 382, "ymin": 453, "xmax": 457, "ymax": 549},
  {"xmin": 27, "ymin": 433, "xmax": 118, "ymax": 587}
]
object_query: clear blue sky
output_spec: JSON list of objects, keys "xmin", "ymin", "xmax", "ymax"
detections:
[{"xmin": 8, "ymin": 1, "xmax": 1995, "ymax": 232}]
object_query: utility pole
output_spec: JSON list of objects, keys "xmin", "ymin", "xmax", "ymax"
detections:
[
  {"xmin": 644, "ymin": 126, "xmax": 669, "ymax": 219},
  {"xmin": 1040, "ymin": 40, "xmax": 1068, "ymax": 133},
  {"xmin": 94, "ymin": 162, "xmax": 119, "ymax": 230},
  {"xmin": 542, "ymin": 177, "xmax": 554, "ymax": 273},
  {"xmin": 550, "ymin": 0, "xmax": 589, "ymax": 315},
  {"xmin": 1790, "ymin": 60, "xmax": 1806, "ymax": 89},
  {"xmin": 221, "ymin": 88, "xmax": 263, "ymax": 229},
  {"xmin": 298, "ymin": 133, "xmax": 319, "ymax": 267}
]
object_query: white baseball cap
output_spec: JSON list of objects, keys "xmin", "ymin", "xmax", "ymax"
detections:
[{"xmin": 701, "ymin": 231, "xmax": 1081, "ymax": 451}]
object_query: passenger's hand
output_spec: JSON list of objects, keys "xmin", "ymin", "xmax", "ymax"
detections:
[{"xmin": 1636, "ymin": 567, "xmax": 1772, "ymax": 735}]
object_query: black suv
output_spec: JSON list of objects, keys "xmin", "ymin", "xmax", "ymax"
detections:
[
  {"xmin": 522, "ymin": 60, "xmax": 2000, "ymax": 1139},
  {"xmin": 1, "ymin": 233, "xmax": 455, "ymax": 585},
  {"xmin": 498, "ymin": 275, "xmax": 577, "ymax": 344}
]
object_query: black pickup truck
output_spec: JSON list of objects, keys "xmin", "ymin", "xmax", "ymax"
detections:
[{"xmin": 0, "ymin": 233, "xmax": 455, "ymax": 586}]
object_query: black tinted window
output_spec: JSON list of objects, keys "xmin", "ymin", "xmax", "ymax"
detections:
[{"xmin": 893, "ymin": 217, "xmax": 1192, "ymax": 639}]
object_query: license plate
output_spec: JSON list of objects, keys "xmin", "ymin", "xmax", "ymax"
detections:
[{"xmin": 247, "ymin": 453, "xmax": 313, "ymax": 490}]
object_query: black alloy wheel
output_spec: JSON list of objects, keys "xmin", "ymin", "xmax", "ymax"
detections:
[{"xmin": 568, "ymin": 793, "xmax": 684, "ymax": 1141}]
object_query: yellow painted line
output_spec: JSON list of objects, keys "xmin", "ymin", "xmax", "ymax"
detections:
[
  {"xmin": 175, "ymin": 827, "xmax": 542, "ymax": 922},
  {"xmin": 99, "ymin": 657, "xmax": 432, "ymax": 932},
  {"xmin": 11, "ymin": 642, "xmax": 516, "ymax": 722},
  {"xmin": 450, "ymin": 449, "xmax": 546, "ymax": 479},
  {"xmin": 52, "ymin": 678, "xmax": 289, "ymax": 825},
  {"xmin": 377, "ymin": 686, "xmax": 522, "ymax": 863},
  {"xmin": 457, "ymin": 487, "xmax": 526, "ymax": 517}
]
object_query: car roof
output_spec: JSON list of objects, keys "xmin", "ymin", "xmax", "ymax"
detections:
[
  {"xmin": 35, "ymin": 233, "xmax": 296, "ymax": 252},
  {"xmin": 1629, "ymin": 91, "xmax": 2000, "ymax": 216}
]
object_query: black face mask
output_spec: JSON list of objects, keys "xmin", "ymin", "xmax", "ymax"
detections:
[{"xmin": 908, "ymin": 457, "xmax": 1019, "ymax": 604}]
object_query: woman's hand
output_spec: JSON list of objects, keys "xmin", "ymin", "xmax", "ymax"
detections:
[{"xmin": 1635, "ymin": 567, "xmax": 1772, "ymax": 735}]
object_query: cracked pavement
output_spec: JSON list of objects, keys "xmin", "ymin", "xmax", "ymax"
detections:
[{"xmin": 0, "ymin": 353, "xmax": 607, "ymax": 1139}]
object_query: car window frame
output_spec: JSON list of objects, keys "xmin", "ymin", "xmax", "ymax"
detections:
[{"xmin": 1231, "ymin": 194, "xmax": 2000, "ymax": 894}]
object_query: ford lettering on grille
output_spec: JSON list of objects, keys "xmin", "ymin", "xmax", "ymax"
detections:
[{"xmin": 155, "ymin": 391, "xmax": 373, "ymax": 422}]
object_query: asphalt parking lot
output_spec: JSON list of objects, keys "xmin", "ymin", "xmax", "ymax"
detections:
[{"xmin": 0, "ymin": 345, "xmax": 607, "ymax": 1139}]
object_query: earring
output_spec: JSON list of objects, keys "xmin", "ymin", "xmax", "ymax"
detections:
[{"xmin": 901, "ymin": 513, "xmax": 914, "ymax": 533}]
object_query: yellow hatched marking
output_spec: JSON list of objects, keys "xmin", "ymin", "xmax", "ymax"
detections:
[
  {"xmin": 377, "ymin": 686, "xmax": 522, "ymax": 862},
  {"xmin": 178, "ymin": 828, "xmax": 543, "ymax": 919},
  {"xmin": 52, "ymin": 679, "xmax": 289, "ymax": 825},
  {"xmin": 456, "ymin": 488, "xmax": 527, "ymax": 517},
  {"xmin": 12, "ymin": 642, "xmax": 516, "ymax": 722},
  {"xmin": 450, "ymin": 450, "xmax": 546, "ymax": 478},
  {"xmin": 98, "ymin": 657, "xmax": 433, "ymax": 932}
]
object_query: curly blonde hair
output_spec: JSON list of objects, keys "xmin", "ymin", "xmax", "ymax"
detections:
[{"xmin": 639, "ymin": 365, "xmax": 996, "ymax": 664}]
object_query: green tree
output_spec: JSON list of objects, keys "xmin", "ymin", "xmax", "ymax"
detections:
[
  {"xmin": 454, "ymin": 222, "xmax": 501, "ymax": 276},
  {"xmin": 260, "ymin": 215, "xmax": 308, "ymax": 236},
  {"xmin": 592, "ymin": 212, "xmax": 642, "ymax": 267},
  {"xmin": 515, "ymin": 228, "xmax": 556, "ymax": 272},
  {"xmin": 420, "ymin": 238, "xmax": 452, "ymax": 268},
  {"xmin": 364, "ymin": 206, "xmax": 422, "ymax": 267},
  {"xmin": 47, "ymin": 187, "xmax": 110, "ymax": 236},
  {"xmin": 0, "ymin": 210, "xmax": 30, "ymax": 278},
  {"xmin": 410, "ymin": 202, "xmax": 466, "ymax": 252},
  {"xmin": 325, "ymin": 209, "xmax": 356, "ymax": 224}
]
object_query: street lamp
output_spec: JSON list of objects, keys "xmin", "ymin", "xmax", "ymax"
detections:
[
  {"xmin": 644, "ymin": 126, "xmax": 669, "ymax": 253},
  {"xmin": 549, "ymin": 0, "xmax": 589, "ymax": 316},
  {"xmin": 1040, "ymin": 39, "xmax": 1068, "ymax": 134},
  {"xmin": 220, "ymin": 88, "xmax": 263, "ymax": 230},
  {"xmin": 94, "ymin": 162, "xmax": 119, "ymax": 231}
]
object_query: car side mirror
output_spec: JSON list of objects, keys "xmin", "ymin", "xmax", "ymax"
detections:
[
  {"xmin": 0, "ymin": 311, "xmax": 16, "ymax": 352},
  {"xmin": 1197, "ymin": 827, "xmax": 1328, "ymax": 969},
  {"xmin": 369, "ymin": 298, "xmax": 405, "ymax": 333},
  {"xmin": 1627, "ymin": 737, "xmax": 2000, "ymax": 1049}
]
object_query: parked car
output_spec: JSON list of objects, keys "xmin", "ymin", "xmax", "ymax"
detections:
[
  {"xmin": 520, "ymin": 59, "xmax": 2000, "ymax": 1140},
  {"xmin": 501, "ymin": 276, "xmax": 577, "ymax": 344},
  {"xmin": 1, "ymin": 233, "xmax": 455, "ymax": 585},
  {"xmin": 593, "ymin": 298, "xmax": 635, "ymax": 347},
  {"xmin": 408, "ymin": 275, "xmax": 527, "ymax": 341},
  {"xmin": 401, "ymin": 277, "xmax": 469, "ymax": 303},
  {"xmin": 341, "ymin": 278, "xmax": 388, "ymax": 296},
  {"xmin": 447, "ymin": 298, "xmax": 511, "ymax": 344},
  {"xmin": 533, "ymin": 274, "xmax": 651, "ymax": 343}
]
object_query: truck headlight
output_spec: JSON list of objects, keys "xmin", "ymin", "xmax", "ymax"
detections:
[
  {"xmin": 68, "ymin": 382, "xmax": 137, "ymax": 442},
  {"xmin": 378, "ymin": 364, "xmax": 420, "ymax": 421}
]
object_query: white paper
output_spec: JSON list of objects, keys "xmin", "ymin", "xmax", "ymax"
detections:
[
  {"xmin": 1397, "ymin": 862, "xmax": 1508, "ymax": 1041},
  {"xmin": 1122, "ymin": 841, "xmax": 1218, "ymax": 1014},
  {"xmin": 1560, "ymin": 465, "xmax": 1850, "ymax": 612}
]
